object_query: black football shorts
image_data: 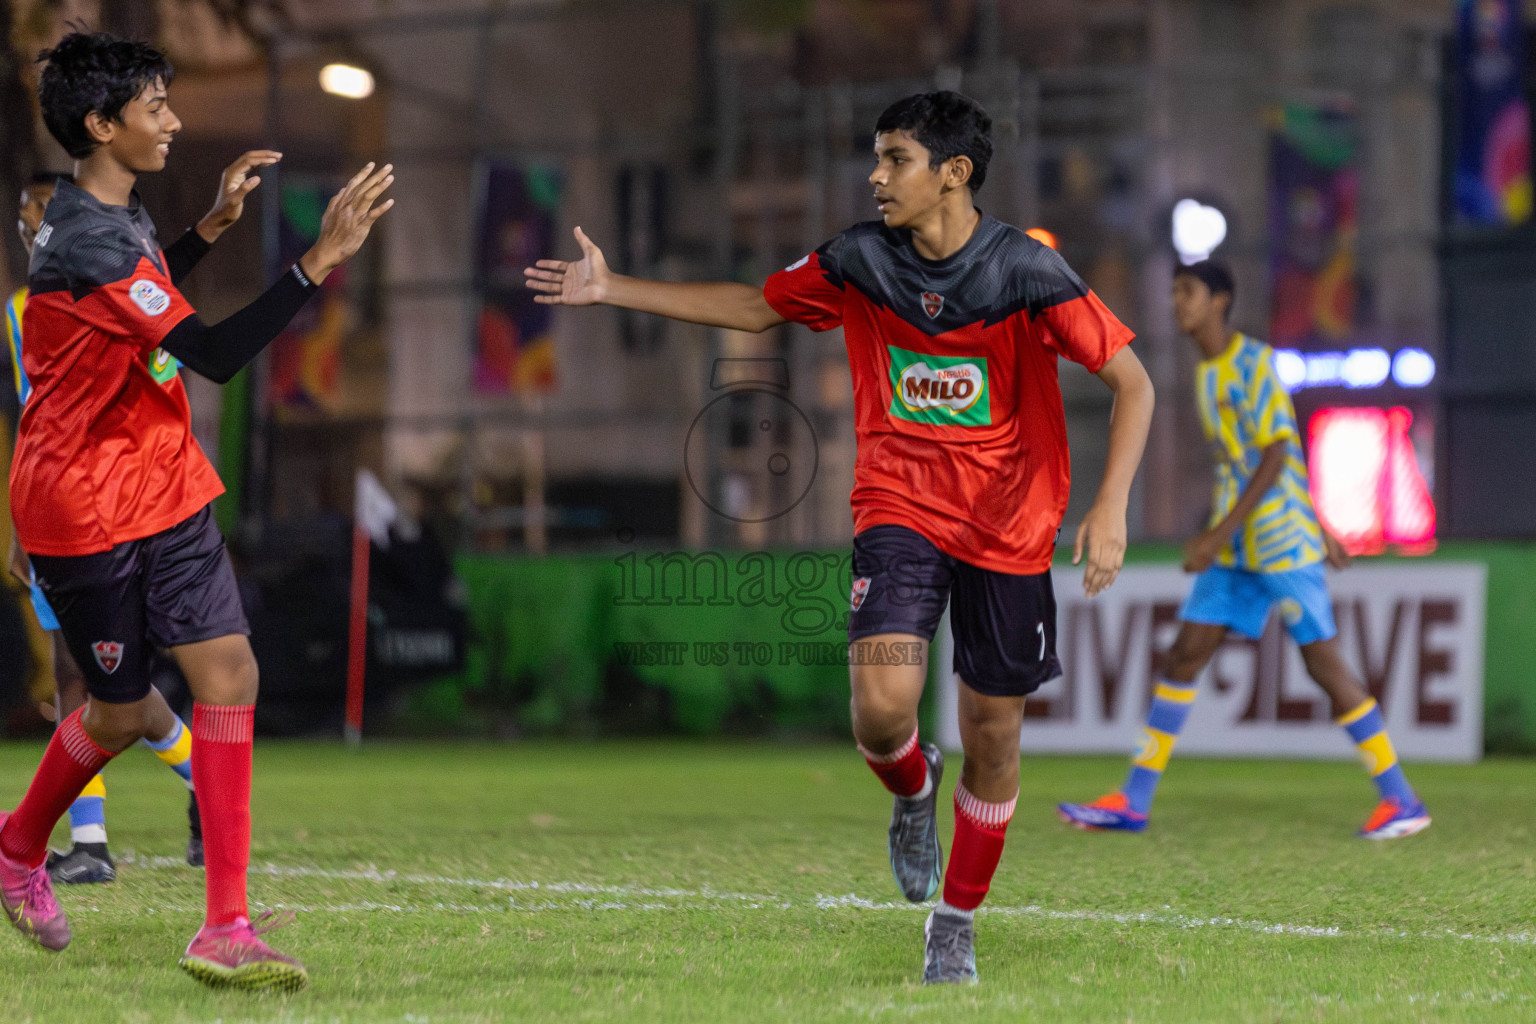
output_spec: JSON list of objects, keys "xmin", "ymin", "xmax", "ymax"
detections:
[
  {"xmin": 30, "ymin": 503, "xmax": 250, "ymax": 703},
  {"xmin": 848, "ymin": 523, "xmax": 1061, "ymax": 697}
]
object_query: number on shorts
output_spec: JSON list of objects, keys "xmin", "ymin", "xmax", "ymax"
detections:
[{"xmin": 1036, "ymin": 621, "xmax": 1045, "ymax": 661}]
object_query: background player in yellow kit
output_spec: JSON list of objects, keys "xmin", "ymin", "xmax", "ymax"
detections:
[{"xmin": 1058, "ymin": 260, "xmax": 1431, "ymax": 840}]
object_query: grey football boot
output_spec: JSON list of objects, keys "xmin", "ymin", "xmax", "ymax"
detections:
[
  {"xmin": 922, "ymin": 906, "xmax": 979, "ymax": 984},
  {"xmin": 888, "ymin": 743, "xmax": 944, "ymax": 902}
]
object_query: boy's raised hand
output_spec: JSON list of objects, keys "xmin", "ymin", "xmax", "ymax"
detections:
[
  {"xmin": 524, "ymin": 227, "xmax": 611, "ymax": 306},
  {"xmin": 300, "ymin": 161, "xmax": 395, "ymax": 285},
  {"xmin": 196, "ymin": 149, "xmax": 282, "ymax": 241}
]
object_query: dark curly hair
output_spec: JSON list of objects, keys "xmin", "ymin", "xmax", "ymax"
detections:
[
  {"xmin": 874, "ymin": 91, "xmax": 994, "ymax": 193},
  {"xmin": 38, "ymin": 32, "xmax": 175, "ymax": 159}
]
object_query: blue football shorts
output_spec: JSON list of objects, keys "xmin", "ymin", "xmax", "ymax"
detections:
[{"xmin": 1179, "ymin": 563, "xmax": 1337, "ymax": 645}]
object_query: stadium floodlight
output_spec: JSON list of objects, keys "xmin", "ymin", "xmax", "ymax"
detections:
[
  {"xmin": 1392, "ymin": 348, "xmax": 1436, "ymax": 388},
  {"xmin": 1171, "ymin": 198, "xmax": 1227, "ymax": 264},
  {"xmin": 320, "ymin": 63, "xmax": 375, "ymax": 99}
]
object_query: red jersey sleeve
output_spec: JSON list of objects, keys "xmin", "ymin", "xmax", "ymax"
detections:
[
  {"xmin": 94, "ymin": 254, "xmax": 196, "ymax": 351},
  {"xmin": 1029, "ymin": 248, "xmax": 1134, "ymax": 372},
  {"xmin": 763, "ymin": 238, "xmax": 847, "ymax": 332},
  {"xmin": 62, "ymin": 225, "xmax": 195, "ymax": 352},
  {"xmin": 1038, "ymin": 290, "xmax": 1135, "ymax": 372}
]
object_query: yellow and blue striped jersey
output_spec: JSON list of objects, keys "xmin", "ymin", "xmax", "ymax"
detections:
[
  {"xmin": 5, "ymin": 287, "xmax": 26, "ymax": 406},
  {"xmin": 1195, "ymin": 332, "xmax": 1324, "ymax": 572}
]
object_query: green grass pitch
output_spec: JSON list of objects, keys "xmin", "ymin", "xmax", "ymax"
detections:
[{"xmin": 0, "ymin": 741, "xmax": 1531, "ymax": 1023}]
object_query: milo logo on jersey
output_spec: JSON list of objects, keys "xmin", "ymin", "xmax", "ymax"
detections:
[
  {"xmin": 886, "ymin": 345, "xmax": 990, "ymax": 427},
  {"xmin": 147, "ymin": 347, "xmax": 180, "ymax": 385}
]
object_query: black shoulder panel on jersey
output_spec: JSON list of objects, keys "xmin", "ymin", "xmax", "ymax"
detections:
[
  {"xmin": 832, "ymin": 217, "xmax": 1091, "ymax": 337},
  {"xmin": 811, "ymin": 232, "xmax": 848, "ymax": 289},
  {"xmin": 26, "ymin": 184, "xmax": 166, "ymax": 300}
]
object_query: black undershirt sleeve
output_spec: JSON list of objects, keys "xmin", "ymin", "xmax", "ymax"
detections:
[
  {"xmin": 159, "ymin": 264, "xmax": 320, "ymax": 384},
  {"xmin": 163, "ymin": 228, "xmax": 213, "ymax": 285}
]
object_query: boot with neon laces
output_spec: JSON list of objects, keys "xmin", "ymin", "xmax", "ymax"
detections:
[
  {"xmin": 1357, "ymin": 797, "xmax": 1431, "ymax": 840},
  {"xmin": 179, "ymin": 909, "xmax": 308, "ymax": 991},
  {"xmin": 0, "ymin": 812, "xmax": 71, "ymax": 951},
  {"xmin": 1057, "ymin": 792, "xmax": 1149, "ymax": 832}
]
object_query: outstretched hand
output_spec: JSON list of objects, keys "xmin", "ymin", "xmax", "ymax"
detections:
[
  {"xmin": 1074, "ymin": 502, "xmax": 1128, "ymax": 598},
  {"xmin": 299, "ymin": 162, "xmax": 395, "ymax": 285},
  {"xmin": 197, "ymin": 150, "xmax": 282, "ymax": 242},
  {"xmin": 523, "ymin": 227, "xmax": 611, "ymax": 306}
]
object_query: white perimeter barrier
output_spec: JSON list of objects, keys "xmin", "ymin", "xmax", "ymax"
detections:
[{"xmin": 936, "ymin": 563, "xmax": 1486, "ymax": 762}]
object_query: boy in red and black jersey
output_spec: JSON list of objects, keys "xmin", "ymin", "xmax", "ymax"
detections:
[
  {"xmin": 9, "ymin": 172, "xmax": 208, "ymax": 888},
  {"xmin": 527, "ymin": 91, "xmax": 1155, "ymax": 983},
  {"xmin": 0, "ymin": 32, "xmax": 391, "ymax": 991}
]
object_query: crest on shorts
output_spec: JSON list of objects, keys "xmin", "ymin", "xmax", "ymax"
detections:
[
  {"xmin": 850, "ymin": 576, "xmax": 872, "ymax": 611},
  {"xmin": 920, "ymin": 291, "xmax": 944, "ymax": 319},
  {"xmin": 92, "ymin": 641, "xmax": 124, "ymax": 675}
]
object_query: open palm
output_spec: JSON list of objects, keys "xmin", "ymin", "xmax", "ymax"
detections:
[{"xmin": 524, "ymin": 227, "xmax": 610, "ymax": 306}]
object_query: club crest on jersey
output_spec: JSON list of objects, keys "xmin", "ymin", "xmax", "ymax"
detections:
[
  {"xmin": 129, "ymin": 279, "xmax": 171, "ymax": 317},
  {"xmin": 851, "ymin": 577, "xmax": 871, "ymax": 611},
  {"xmin": 92, "ymin": 641, "xmax": 124, "ymax": 675},
  {"xmin": 920, "ymin": 291, "xmax": 944, "ymax": 318}
]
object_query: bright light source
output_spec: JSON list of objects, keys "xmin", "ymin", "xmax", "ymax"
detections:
[
  {"xmin": 1341, "ymin": 347, "xmax": 1391, "ymax": 388},
  {"xmin": 1025, "ymin": 227, "xmax": 1059, "ymax": 249},
  {"xmin": 320, "ymin": 63, "xmax": 375, "ymax": 99},
  {"xmin": 1310, "ymin": 407, "xmax": 1388, "ymax": 552},
  {"xmin": 1171, "ymin": 198, "xmax": 1228, "ymax": 264},
  {"xmin": 1307, "ymin": 351, "xmax": 1345, "ymax": 387},
  {"xmin": 1273, "ymin": 349, "xmax": 1307, "ymax": 392},
  {"xmin": 1308, "ymin": 407, "xmax": 1436, "ymax": 556},
  {"xmin": 1278, "ymin": 347, "xmax": 1435, "ymax": 392},
  {"xmin": 1392, "ymin": 348, "xmax": 1436, "ymax": 387}
]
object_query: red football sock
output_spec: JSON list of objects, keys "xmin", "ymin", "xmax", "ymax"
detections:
[
  {"xmin": 0, "ymin": 708, "xmax": 115, "ymax": 868},
  {"xmin": 859, "ymin": 729, "xmax": 927, "ymax": 797},
  {"xmin": 941, "ymin": 783, "xmax": 1016, "ymax": 911},
  {"xmin": 193, "ymin": 703, "xmax": 254, "ymax": 927}
]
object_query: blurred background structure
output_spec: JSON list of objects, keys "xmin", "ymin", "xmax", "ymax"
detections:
[{"xmin": 0, "ymin": 0, "xmax": 1532, "ymax": 748}]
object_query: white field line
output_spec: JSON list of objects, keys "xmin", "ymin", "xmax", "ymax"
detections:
[{"xmin": 115, "ymin": 854, "xmax": 1536, "ymax": 947}]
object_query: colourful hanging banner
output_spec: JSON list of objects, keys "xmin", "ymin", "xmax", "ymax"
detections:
[
  {"xmin": 1268, "ymin": 104, "xmax": 1360, "ymax": 350},
  {"xmin": 269, "ymin": 179, "xmax": 350, "ymax": 412},
  {"xmin": 474, "ymin": 163, "xmax": 562, "ymax": 395},
  {"xmin": 1455, "ymin": 0, "xmax": 1532, "ymax": 225}
]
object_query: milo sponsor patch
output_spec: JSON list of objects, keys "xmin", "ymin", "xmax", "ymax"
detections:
[
  {"xmin": 887, "ymin": 345, "xmax": 990, "ymax": 426},
  {"xmin": 147, "ymin": 347, "xmax": 180, "ymax": 385}
]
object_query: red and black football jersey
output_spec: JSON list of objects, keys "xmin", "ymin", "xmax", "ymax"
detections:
[
  {"xmin": 764, "ymin": 214, "xmax": 1134, "ymax": 574},
  {"xmin": 11, "ymin": 180, "xmax": 222, "ymax": 557}
]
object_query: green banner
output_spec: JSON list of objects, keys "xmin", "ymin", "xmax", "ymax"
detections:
[{"xmin": 419, "ymin": 544, "xmax": 1535, "ymax": 752}]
